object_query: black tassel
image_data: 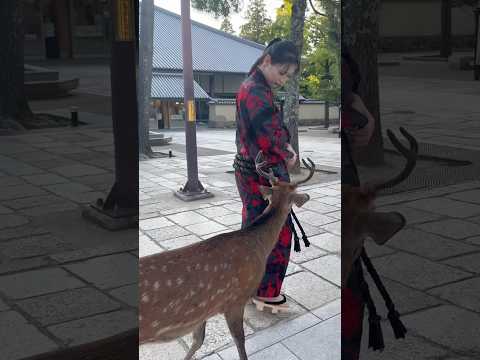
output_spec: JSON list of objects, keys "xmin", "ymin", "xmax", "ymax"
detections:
[
  {"xmin": 291, "ymin": 210, "xmax": 310, "ymax": 247},
  {"xmin": 361, "ymin": 249, "xmax": 407, "ymax": 341},
  {"xmin": 388, "ymin": 309, "xmax": 407, "ymax": 339},
  {"xmin": 368, "ymin": 314, "xmax": 385, "ymax": 351},
  {"xmin": 302, "ymin": 234, "xmax": 310, "ymax": 247},
  {"xmin": 293, "ymin": 230, "xmax": 301, "ymax": 252}
]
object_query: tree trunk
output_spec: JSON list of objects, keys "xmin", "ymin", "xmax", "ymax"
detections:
[
  {"xmin": 342, "ymin": 0, "xmax": 384, "ymax": 166},
  {"xmin": 285, "ymin": 0, "xmax": 307, "ymax": 174},
  {"xmin": 138, "ymin": 0, "xmax": 154, "ymax": 157},
  {"xmin": 441, "ymin": 0, "xmax": 452, "ymax": 57},
  {"xmin": 0, "ymin": 0, "xmax": 33, "ymax": 131}
]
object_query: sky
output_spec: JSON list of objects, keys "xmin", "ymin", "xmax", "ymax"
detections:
[{"xmin": 153, "ymin": 0, "xmax": 286, "ymax": 34}]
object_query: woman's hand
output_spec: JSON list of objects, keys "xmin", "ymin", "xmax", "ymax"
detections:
[
  {"xmin": 286, "ymin": 143, "xmax": 297, "ymax": 170},
  {"xmin": 351, "ymin": 114, "xmax": 375, "ymax": 147},
  {"xmin": 350, "ymin": 94, "xmax": 375, "ymax": 147}
]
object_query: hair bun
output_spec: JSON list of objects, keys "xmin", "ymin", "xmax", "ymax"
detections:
[{"xmin": 266, "ymin": 38, "xmax": 282, "ymax": 48}]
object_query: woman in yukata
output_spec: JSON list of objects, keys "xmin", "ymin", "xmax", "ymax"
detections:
[{"xmin": 233, "ymin": 38, "xmax": 300, "ymax": 312}]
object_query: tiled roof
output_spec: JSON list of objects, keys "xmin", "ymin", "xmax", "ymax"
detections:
[
  {"xmin": 152, "ymin": 6, "xmax": 265, "ymax": 74},
  {"xmin": 151, "ymin": 72, "xmax": 210, "ymax": 100}
]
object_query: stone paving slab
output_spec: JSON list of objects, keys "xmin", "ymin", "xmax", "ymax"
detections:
[
  {"xmin": 442, "ymin": 252, "xmax": 480, "ymax": 273},
  {"xmin": 185, "ymin": 221, "xmax": 229, "ymax": 236},
  {"xmin": 307, "ymin": 232, "xmax": 341, "ymax": 253},
  {"xmin": 371, "ymin": 252, "xmax": 471, "ymax": 290},
  {"xmin": 302, "ymin": 255, "xmax": 341, "ymax": 286},
  {"xmin": 50, "ymin": 237, "xmax": 138, "ymax": 263},
  {"xmin": 0, "ymin": 214, "xmax": 30, "ymax": 229},
  {"xmin": 249, "ymin": 343, "xmax": 299, "ymax": 360},
  {"xmin": 0, "ymin": 184, "xmax": 47, "ymax": 201},
  {"xmin": 144, "ymin": 225, "xmax": 190, "ymax": 243},
  {"xmin": 16, "ymin": 286, "xmax": 121, "ymax": 326},
  {"xmin": 167, "ymin": 211, "xmax": 210, "ymax": 226},
  {"xmin": 360, "ymin": 328, "xmax": 448, "ymax": 360},
  {"xmin": 402, "ymin": 305, "xmax": 480, "ymax": 354},
  {"xmin": 428, "ymin": 277, "xmax": 480, "ymax": 312},
  {"xmin": 159, "ymin": 234, "xmax": 203, "ymax": 250},
  {"xmin": 140, "ymin": 341, "xmax": 187, "ymax": 360},
  {"xmin": 47, "ymin": 309, "xmax": 137, "ymax": 347},
  {"xmin": 0, "ymin": 257, "xmax": 51, "ymax": 275},
  {"xmin": 64, "ymin": 253, "xmax": 138, "ymax": 290},
  {"xmin": 387, "ymin": 228, "xmax": 479, "ymax": 261},
  {"xmin": 2, "ymin": 194, "xmax": 67, "ymax": 210},
  {"xmin": 21, "ymin": 173, "xmax": 70, "ymax": 186},
  {"xmin": 414, "ymin": 219, "xmax": 480, "ymax": 240},
  {"xmin": 311, "ymin": 298, "xmax": 341, "ymax": 321},
  {"xmin": 217, "ymin": 313, "xmax": 321, "ymax": 360},
  {"xmin": 1, "ymin": 233, "xmax": 74, "ymax": 260},
  {"xmin": 367, "ymin": 277, "xmax": 444, "ymax": 315},
  {"xmin": 0, "ymin": 267, "xmax": 85, "ymax": 299},
  {"xmin": 0, "ymin": 310, "xmax": 59, "ymax": 360},
  {"xmin": 282, "ymin": 315, "xmax": 340, "ymax": 360},
  {"xmin": 403, "ymin": 197, "xmax": 480, "ymax": 218},
  {"xmin": 284, "ymin": 272, "xmax": 339, "ymax": 310},
  {"xmin": 109, "ymin": 284, "xmax": 138, "ymax": 308},
  {"xmin": 0, "ymin": 297, "xmax": 9, "ymax": 311}
]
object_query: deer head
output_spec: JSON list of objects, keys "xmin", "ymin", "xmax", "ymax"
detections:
[
  {"xmin": 254, "ymin": 151, "xmax": 315, "ymax": 212},
  {"xmin": 342, "ymin": 127, "xmax": 418, "ymax": 283}
]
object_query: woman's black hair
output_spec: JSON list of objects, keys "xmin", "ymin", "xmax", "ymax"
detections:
[
  {"xmin": 341, "ymin": 47, "xmax": 361, "ymax": 93},
  {"xmin": 248, "ymin": 38, "xmax": 300, "ymax": 75}
]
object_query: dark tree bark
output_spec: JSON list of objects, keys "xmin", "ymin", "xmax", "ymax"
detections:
[
  {"xmin": 138, "ymin": 0, "xmax": 155, "ymax": 157},
  {"xmin": 441, "ymin": 0, "xmax": 452, "ymax": 57},
  {"xmin": 342, "ymin": 0, "xmax": 384, "ymax": 166},
  {"xmin": 0, "ymin": 0, "xmax": 33, "ymax": 131},
  {"xmin": 285, "ymin": 0, "xmax": 307, "ymax": 174}
]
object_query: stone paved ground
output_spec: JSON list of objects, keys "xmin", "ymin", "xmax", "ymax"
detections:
[
  {"xmin": 357, "ymin": 53, "xmax": 480, "ymax": 359},
  {"xmin": 0, "ymin": 61, "xmax": 138, "ymax": 360},
  {"xmin": 139, "ymin": 128, "xmax": 342, "ymax": 360}
]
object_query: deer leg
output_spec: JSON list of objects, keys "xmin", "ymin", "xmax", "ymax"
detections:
[
  {"xmin": 225, "ymin": 306, "xmax": 248, "ymax": 360},
  {"xmin": 183, "ymin": 321, "xmax": 206, "ymax": 360}
]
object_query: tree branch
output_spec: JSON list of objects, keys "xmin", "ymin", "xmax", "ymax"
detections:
[{"xmin": 308, "ymin": 0, "xmax": 327, "ymax": 17}]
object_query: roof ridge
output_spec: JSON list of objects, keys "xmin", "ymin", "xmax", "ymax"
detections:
[{"xmin": 154, "ymin": 5, "xmax": 266, "ymax": 51}]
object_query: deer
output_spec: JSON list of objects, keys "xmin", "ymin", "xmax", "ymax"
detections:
[
  {"xmin": 341, "ymin": 127, "xmax": 418, "ymax": 350},
  {"xmin": 342, "ymin": 126, "xmax": 418, "ymax": 286},
  {"xmin": 139, "ymin": 151, "xmax": 316, "ymax": 360}
]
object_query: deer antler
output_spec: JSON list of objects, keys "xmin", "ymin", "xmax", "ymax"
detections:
[
  {"xmin": 372, "ymin": 127, "xmax": 418, "ymax": 192},
  {"xmin": 255, "ymin": 151, "xmax": 278, "ymax": 184},
  {"xmin": 293, "ymin": 158, "xmax": 316, "ymax": 186}
]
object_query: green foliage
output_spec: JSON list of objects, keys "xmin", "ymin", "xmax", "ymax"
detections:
[
  {"xmin": 220, "ymin": 16, "xmax": 235, "ymax": 34},
  {"xmin": 239, "ymin": 0, "xmax": 272, "ymax": 44},
  {"xmin": 191, "ymin": 0, "xmax": 241, "ymax": 18},
  {"xmin": 263, "ymin": 0, "xmax": 339, "ymax": 101}
]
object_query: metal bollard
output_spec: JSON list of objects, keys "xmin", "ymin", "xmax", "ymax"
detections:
[{"xmin": 71, "ymin": 106, "xmax": 79, "ymax": 127}]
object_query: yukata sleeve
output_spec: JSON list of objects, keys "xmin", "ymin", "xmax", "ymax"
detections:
[{"xmin": 244, "ymin": 86, "xmax": 291, "ymax": 163}]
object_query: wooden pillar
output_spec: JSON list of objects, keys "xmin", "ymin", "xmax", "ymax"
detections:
[{"xmin": 53, "ymin": 0, "xmax": 72, "ymax": 58}]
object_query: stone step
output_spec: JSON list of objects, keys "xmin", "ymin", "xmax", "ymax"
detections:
[{"xmin": 149, "ymin": 131, "xmax": 172, "ymax": 146}]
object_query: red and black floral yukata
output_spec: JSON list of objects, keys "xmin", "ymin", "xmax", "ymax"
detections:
[{"xmin": 234, "ymin": 68, "xmax": 293, "ymax": 298}]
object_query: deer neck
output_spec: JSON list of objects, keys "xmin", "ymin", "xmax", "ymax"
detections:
[{"xmin": 249, "ymin": 202, "xmax": 291, "ymax": 260}]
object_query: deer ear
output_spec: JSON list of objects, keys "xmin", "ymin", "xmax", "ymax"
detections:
[
  {"xmin": 258, "ymin": 185, "xmax": 273, "ymax": 199},
  {"xmin": 362, "ymin": 211, "xmax": 406, "ymax": 246},
  {"xmin": 292, "ymin": 193, "xmax": 310, "ymax": 208}
]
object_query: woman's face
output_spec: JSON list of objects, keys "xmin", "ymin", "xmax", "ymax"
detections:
[{"xmin": 259, "ymin": 55, "xmax": 297, "ymax": 89}]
